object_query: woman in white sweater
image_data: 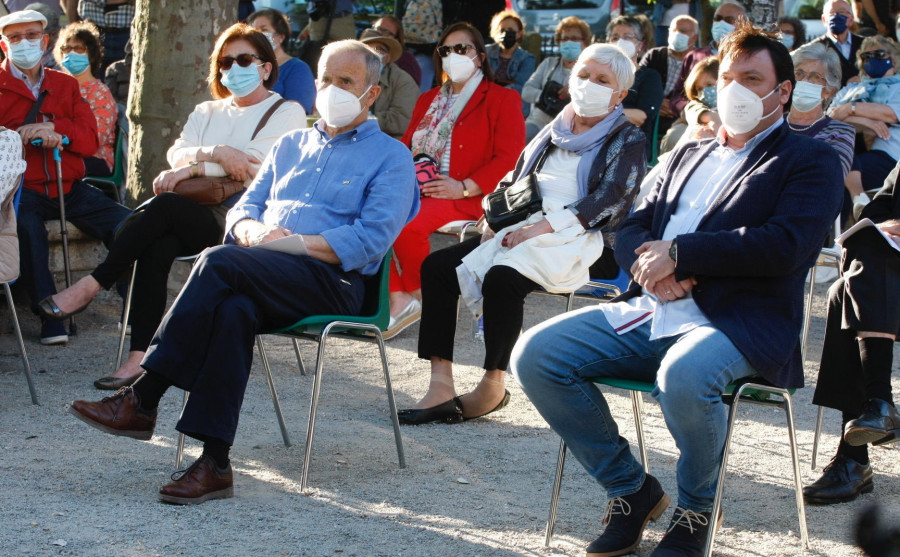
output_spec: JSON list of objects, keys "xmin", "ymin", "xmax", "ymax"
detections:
[{"xmin": 38, "ymin": 24, "xmax": 306, "ymax": 389}]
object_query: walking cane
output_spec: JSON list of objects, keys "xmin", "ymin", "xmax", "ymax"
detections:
[{"xmin": 31, "ymin": 136, "xmax": 76, "ymax": 334}]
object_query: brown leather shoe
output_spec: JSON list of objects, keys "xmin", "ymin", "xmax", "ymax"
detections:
[
  {"xmin": 69, "ymin": 387, "xmax": 157, "ymax": 440},
  {"xmin": 159, "ymin": 455, "xmax": 234, "ymax": 505}
]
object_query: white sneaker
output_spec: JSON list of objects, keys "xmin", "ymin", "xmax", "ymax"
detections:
[{"xmin": 383, "ymin": 298, "xmax": 422, "ymax": 340}]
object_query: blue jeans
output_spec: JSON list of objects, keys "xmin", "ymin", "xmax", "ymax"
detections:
[{"xmin": 511, "ymin": 307, "xmax": 755, "ymax": 512}]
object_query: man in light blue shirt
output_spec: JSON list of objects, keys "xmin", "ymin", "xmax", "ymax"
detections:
[{"xmin": 68, "ymin": 41, "xmax": 419, "ymax": 505}]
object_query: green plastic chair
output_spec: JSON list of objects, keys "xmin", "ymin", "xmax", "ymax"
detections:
[
  {"xmin": 83, "ymin": 120, "xmax": 127, "ymax": 203},
  {"xmin": 544, "ymin": 375, "xmax": 809, "ymax": 557},
  {"xmin": 254, "ymin": 250, "xmax": 406, "ymax": 492}
]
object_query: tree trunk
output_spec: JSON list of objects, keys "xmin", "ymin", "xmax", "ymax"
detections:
[
  {"xmin": 125, "ymin": 0, "xmax": 236, "ymax": 206},
  {"xmin": 743, "ymin": 0, "xmax": 778, "ymax": 30}
]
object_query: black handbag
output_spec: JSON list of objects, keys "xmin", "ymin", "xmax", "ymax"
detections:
[
  {"xmin": 482, "ymin": 144, "xmax": 552, "ymax": 233},
  {"xmin": 535, "ymin": 59, "xmax": 568, "ymax": 117}
]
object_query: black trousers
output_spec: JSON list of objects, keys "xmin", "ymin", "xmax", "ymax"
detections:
[
  {"xmin": 813, "ymin": 227, "xmax": 900, "ymax": 414},
  {"xmin": 417, "ymin": 235, "xmax": 618, "ymax": 371},
  {"xmin": 91, "ymin": 193, "xmax": 222, "ymax": 352},
  {"xmin": 142, "ymin": 244, "xmax": 364, "ymax": 444}
]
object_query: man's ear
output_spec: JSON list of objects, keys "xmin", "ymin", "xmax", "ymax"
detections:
[{"xmin": 365, "ymin": 84, "xmax": 382, "ymax": 107}]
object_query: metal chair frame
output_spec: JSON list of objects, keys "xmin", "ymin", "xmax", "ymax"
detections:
[{"xmin": 544, "ymin": 378, "xmax": 809, "ymax": 557}]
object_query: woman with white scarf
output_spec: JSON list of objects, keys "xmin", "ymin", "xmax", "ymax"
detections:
[{"xmin": 398, "ymin": 44, "xmax": 647, "ymax": 425}]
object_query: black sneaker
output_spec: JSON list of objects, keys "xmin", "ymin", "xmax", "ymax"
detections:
[
  {"xmin": 650, "ymin": 506, "xmax": 722, "ymax": 557},
  {"xmin": 586, "ymin": 474, "xmax": 670, "ymax": 557}
]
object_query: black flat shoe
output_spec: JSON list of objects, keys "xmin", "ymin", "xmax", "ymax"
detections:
[
  {"xmin": 844, "ymin": 398, "xmax": 900, "ymax": 447},
  {"xmin": 397, "ymin": 398, "xmax": 463, "ymax": 425},
  {"xmin": 94, "ymin": 372, "xmax": 144, "ymax": 391},
  {"xmin": 803, "ymin": 454, "xmax": 874, "ymax": 505},
  {"xmin": 459, "ymin": 390, "xmax": 511, "ymax": 421},
  {"xmin": 38, "ymin": 295, "xmax": 91, "ymax": 321}
]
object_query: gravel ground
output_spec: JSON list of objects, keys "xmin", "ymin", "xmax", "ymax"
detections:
[{"xmin": 1, "ymin": 251, "xmax": 898, "ymax": 557}]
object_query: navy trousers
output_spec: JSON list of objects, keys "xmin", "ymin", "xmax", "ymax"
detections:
[
  {"xmin": 16, "ymin": 182, "xmax": 129, "ymax": 313},
  {"xmin": 142, "ymin": 244, "xmax": 365, "ymax": 444}
]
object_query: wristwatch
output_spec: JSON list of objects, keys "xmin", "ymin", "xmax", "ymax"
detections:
[
  {"xmin": 668, "ymin": 238, "xmax": 678, "ymax": 262},
  {"xmin": 461, "ymin": 180, "xmax": 470, "ymax": 198},
  {"xmin": 851, "ymin": 101, "xmax": 856, "ymax": 115},
  {"xmin": 189, "ymin": 160, "xmax": 200, "ymax": 177}
]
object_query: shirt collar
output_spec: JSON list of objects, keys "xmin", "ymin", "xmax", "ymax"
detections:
[
  {"xmin": 313, "ymin": 118, "xmax": 380, "ymax": 142},
  {"xmin": 9, "ymin": 59, "xmax": 44, "ymax": 88},
  {"xmin": 716, "ymin": 115, "xmax": 783, "ymax": 153}
]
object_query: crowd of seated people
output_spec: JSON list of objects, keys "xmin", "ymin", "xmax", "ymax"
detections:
[{"xmin": 1, "ymin": 5, "xmax": 898, "ymax": 557}]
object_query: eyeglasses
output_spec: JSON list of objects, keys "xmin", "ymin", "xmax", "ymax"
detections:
[
  {"xmin": 217, "ymin": 53, "xmax": 262, "ymax": 69},
  {"xmin": 437, "ymin": 43, "xmax": 475, "ymax": 57},
  {"xmin": 60, "ymin": 44, "xmax": 88, "ymax": 54},
  {"xmin": 609, "ymin": 34, "xmax": 637, "ymax": 41},
  {"xmin": 795, "ymin": 69, "xmax": 826, "ymax": 85},
  {"xmin": 373, "ymin": 26, "xmax": 396, "ymax": 38},
  {"xmin": 860, "ymin": 49, "xmax": 891, "ymax": 62},
  {"xmin": 713, "ymin": 14, "xmax": 739, "ymax": 24},
  {"xmin": 559, "ymin": 34, "xmax": 584, "ymax": 42},
  {"xmin": 3, "ymin": 31, "xmax": 43, "ymax": 44},
  {"xmin": 372, "ymin": 44, "xmax": 389, "ymax": 55}
]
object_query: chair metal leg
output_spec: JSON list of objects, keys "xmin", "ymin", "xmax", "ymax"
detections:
[
  {"xmin": 115, "ymin": 264, "xmax": 137, "ymax": 371},
  {"xmin": 5, "ymin": 283, "xmax": 38, "ymax": 405},
  {"xmin": 301, "ymin": 323, "xmax": 332, "ymax": 492},
  {"xmin": 545, "ymin": 439, "xmax": 567, "ymax": 546},
  {"xmin": 175, "ymin": 390, "xmax": 189, "ymax": 469},
  {"xmin": 292, "ymin": 338, "xmax": 306, "ymax": 376},
  {"xmin": 631, "ymin": 390, "xmax": 649, "ymax": 472},
  {"xmin": 811, "ymin": 405, "xmax": 825, "ymax": 469},
  {"xmin": 783, "ymin": 392, "xmax": 810, "ymax": 549},
  {"xmin": 372, "ymin": 328, "xmax": 406, "ymax": 469},
  {"xmin": 801, "ymin": 265, "xmax": 816, "ymax": 364},
  {"xmin": 255, "ymin": 336, "xmax": 291, "ymax": 447},
  {"xmin": 705, "ymin": 386, "xmax": 743, "ymax": 557}
]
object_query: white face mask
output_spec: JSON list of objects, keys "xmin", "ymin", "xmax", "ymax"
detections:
[
  {"xmin": 316, "ymin": 84, "xmax": 372, "ymax": 128},
  {"xmin": 614, "ymin": 38, "xmax": 637, "ymax": 59},
  {"xmin": 717, "ymin": 80, "xmax": 781, "ymax": 134},
  {"xmin": 668, "ymin": 31, "xmax": 690, "ymax": 52},
  {"xmin": 262, "ymin": 31, "xmax": 278, "ymax": 50},
  {"xmin": 792, "ymin": 80, "xmax": 825, "ymax": 112},
  {"xmin": 569, "ymin": 77, "xmax": 617, "ymax": 118},
  {"xmin": 443, "ymin": 52, "xmax": 477, "ymax": 83}
]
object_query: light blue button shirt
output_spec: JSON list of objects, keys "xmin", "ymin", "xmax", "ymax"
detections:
[{"xmin": 225, "ymin": 119, "xmax": 420, "ymax": 276}]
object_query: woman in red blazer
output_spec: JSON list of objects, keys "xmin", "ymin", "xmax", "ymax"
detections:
[{"xmin": 388, "ymin": 22, "xmax": 525, "ymax": 338}]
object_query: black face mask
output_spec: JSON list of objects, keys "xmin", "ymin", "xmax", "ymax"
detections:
[{"xmin": 501, "ymin": 29, "xmax": 517, "ymax": 49}]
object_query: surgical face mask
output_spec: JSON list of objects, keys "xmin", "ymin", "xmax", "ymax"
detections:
[
  {"xmin": 61, "ymin": 52, "xmax": 91, "ymax": 76},
  {"xmin": 262, "ymin": 31, "xmax": 278, "ymax": 50},
  {"xmin": 828, "ymin": 13, "xmax": 848, "ymax": 35},
  {"xmin": 792, "ymin": 80, "xmax": 824, "ymax": 112},
  {"xmin": 614, "ymin": 38, "xmax": 637, "ymax": 59},
  {"xmin": 717, "ymin": 80, "xmax": 781, "ymax": 134},
  {"xmin": 559, "ymin": 40, "xmax": 582, "ymax": 61},
  {"xmin": 315, "ymin": 84, "xmax": 372, "ymax": 127},
  {"xmin": 443, "ymin": 52, "xmax": 477, "ymax": 83},
  {"xmin": 711, "ymin": 20, "xmax": 735, "ymax": 44},
  {"xmin": 500, "ymin": 29, "xmax": 517, "ymax": 49},
  {"xmin": 569, "ymin": 76, "xmax": 616, "ymax": 118},
  {"xmin": 220, "ymin": 62, "xmax": 263, "ymax": 98},
  {"xmin": 5, "ymin": 37, "xmax": 44, "ymax": 70},
  {"xmin": 668, "ymin": 31, "xmax": 690, "ymax": 53},
  {"xmin": 780, "ymin": 33, "xmax": 795, "ymax": 50},
  {"xmin": 699, "ymin": 85, "xmax": 717, "ymax": 108},
  {"xmin": 864, "ymin": 57, "xmax": 893, "ymax": 78}
]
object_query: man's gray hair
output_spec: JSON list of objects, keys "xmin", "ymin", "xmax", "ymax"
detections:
[
  {"xmin": 319, "ymin": 40, "xmax": 383, "ymax": 88},
  {"xmin": 791, "ymin": 42, "xmax": 842, "ymax": 92},
  {"xmin": 718, "ymin": 0, "xmax": 746, "ymax": 13},
  {"xmin": 576, "ymin": 43, "xmax": 636, "ymax": 91},
  {"xmin": 669, "ymin": 15, "xmax": 698, "ymax": 35}
]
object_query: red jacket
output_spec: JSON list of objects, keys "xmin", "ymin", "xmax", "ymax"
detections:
[
  {"xmin": 0, "ymin": 59, "xmax": 98, "ymax": 198},
  {"xmin": 401, "ymin": 79, "xmax": 525, "ymax": 218}
]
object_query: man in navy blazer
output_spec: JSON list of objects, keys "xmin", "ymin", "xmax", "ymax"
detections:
[{"xmin": 513, "ymin": 23, "xmax": 843, "ymax": 557}]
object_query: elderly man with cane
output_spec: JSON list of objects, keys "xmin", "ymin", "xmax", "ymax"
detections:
[{"xmin": 0, "ymin": 9, "xmax": 129, "ymax": 345}]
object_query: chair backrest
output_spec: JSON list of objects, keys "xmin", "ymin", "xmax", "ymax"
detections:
[{"xmin": 359, "ymin": 249, "xmax": 393, "ymax": 330}]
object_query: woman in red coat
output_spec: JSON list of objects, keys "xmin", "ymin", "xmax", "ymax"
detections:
[{"xmin": 388, "ymin": 21, "xmax": 525, "ymax": 338}]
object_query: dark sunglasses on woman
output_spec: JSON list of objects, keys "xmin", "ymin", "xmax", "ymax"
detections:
[
  {"xmin": 860, "ymin": 50, "xmax": 891, "ymax": 62},
  {"xmin": 218, "ymin": 53, "xmax": 261, "ymax": 69},
  {"xmin": 437, "ymin": 43, "xmax": 475, "ymax": 57}
]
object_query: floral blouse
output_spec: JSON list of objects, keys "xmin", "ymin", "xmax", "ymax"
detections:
[{"xmin": 79, "ymin": 79, "xmax": 117, "ymax": 170}]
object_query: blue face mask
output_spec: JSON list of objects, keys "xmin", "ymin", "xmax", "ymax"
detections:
[
  {"xmin": 220, "ymin": 62, "xmax": 263, "ymax": 98},
  {"xmin": 711, "ymin": 20, "xmax": 734, "ymax": 44},
  {"xmin": 6, "ymin": 37, "xmax": 44, "ymax": 70},
  {"xmin": 864, "ymin": 57, "xmax": 893, "ymax": 78},
  {"xmin": 61, "ymin": 52, "xmax": 91, "ymax": 76},
  {"xmin": 780, "ymin": 33, "xmax": 795, "ymax": 50},
  {"xmin": 828, "ymin": 13, "xmax": 848, "ymax": 35},
  {"xmin": 559, "ymin": 41, "xmax": 582, "ymax": 61},
  {"xmin": 699, "ymin": 85, "xmax": 717, "ymax": 108}
]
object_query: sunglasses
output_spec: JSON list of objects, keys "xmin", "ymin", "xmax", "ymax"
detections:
[
  {"xmin": 713, "ymin": 14, "xmax": 738, "ymax": 24},
  {"xmin": 860, "ymin": 49, "xmax": 891, "ymax": 62},
  {"xmin": 218, "ymin": 53, "xmax": 262, "ymax": 69},
  {"xmin": 437, "ymin": 43, "xmax": 475, "ymax": 57},
  {"xmin": 60, "ymin": 44, "xmax": 88, "ymax": 54}
]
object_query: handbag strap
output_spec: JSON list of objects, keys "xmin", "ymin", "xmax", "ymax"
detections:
[
  {"xmin": 22, "ymin": 90, "xmax": 48, "ymax": 126},
  {"xmin": 251, "ymin": 98, "xmax": 288, "ymax": 140}
]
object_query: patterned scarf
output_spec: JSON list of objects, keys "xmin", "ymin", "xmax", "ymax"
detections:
[{"xmin": 410, "ymin": 71, "xmax": 483, "ymax": 164}]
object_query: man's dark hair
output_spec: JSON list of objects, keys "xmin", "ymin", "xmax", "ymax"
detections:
[{"xmin": 719, "ymin": 20, "xmax": 795, "ymax": 110}]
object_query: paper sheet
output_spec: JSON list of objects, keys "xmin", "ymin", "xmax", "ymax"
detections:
[
  {"xmin": 836, "ymin": 218, "xmax": 900, "ymax": 252},
  {"xmin": 250, "ymin": 234, "xmax": 309, "ymax": 256}
]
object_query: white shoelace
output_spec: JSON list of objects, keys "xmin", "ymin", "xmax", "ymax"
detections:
[
  {"xmin": 667, "ymin": 507, "xmax": 710, "ymax": 534},
  {"xmin": 601, "ymin": 496, "xmax": 632, "ymax": 525}
]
